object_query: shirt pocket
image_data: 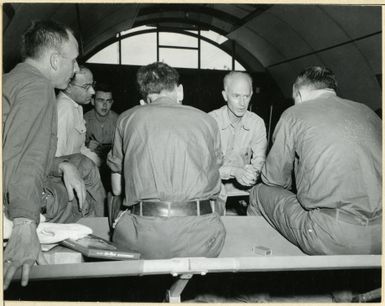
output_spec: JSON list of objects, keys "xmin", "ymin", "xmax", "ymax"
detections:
[
  {"xmin": 74, "ymin": 120, "xmax": 87, "ymax": 136},
  {"xmin": 240, "ymin": 146, "xmax": 252, "ymax": 165}
]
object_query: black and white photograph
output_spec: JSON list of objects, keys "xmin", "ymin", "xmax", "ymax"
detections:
[{"xmin": 2, "ymin": 2, "xmax": 382, "ymax": 303}]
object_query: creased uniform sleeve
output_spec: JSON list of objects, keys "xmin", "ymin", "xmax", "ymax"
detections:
[
  {"xmin": 80, "ymin": 144, "xmax": 101, "ymax": 166},
  {"xmin": 212, "ymin": 121, "xmax": 224, "ymax": 169},
  {"xmin": 3, "ymin": 80, "xmax": 55, "ymax": 223},
  {"xmin": 251, "ymin": 117, "xmax": 267, "ymax": 172},
  {"xmin": 261, "ymin": 111, "xmax": 295, "ymax": 189},
  {"xmin": 107, "ymin": 117, "xmax": 124, "ymax": 174},
  {"xmin": 56, "ymin": 101, "xmax": 74, "ymax": 157}
]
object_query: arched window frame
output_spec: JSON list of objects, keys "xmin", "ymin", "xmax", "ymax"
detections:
[{"xmin": 86, "ymin": 26, "xmax": 246, "ymax": 71}]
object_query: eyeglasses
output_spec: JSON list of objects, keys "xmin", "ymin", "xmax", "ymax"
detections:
[{"xmin": 71, "ymin": 81, "xmax": 96, "ymax": 91}]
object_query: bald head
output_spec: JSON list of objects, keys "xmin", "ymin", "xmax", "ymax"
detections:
[
  {"xmin": 223, "ymin": 72, "xmax": 252, "ymax": 92},
  {"xmin": 71, "ymin": 66, "xmax": 92, "ymax": 83},
  {"xmin": 222, "ymin": 71, "xmax": 253, "ymax": 121}
]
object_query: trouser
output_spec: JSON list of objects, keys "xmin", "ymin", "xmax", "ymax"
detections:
[
  {"xmin": 247, "ymin": 184, "xmax": 381, "ymax": 255},
  {"xmin": 113, "ymin": 211, "xmax": 226, "ymax": 259},
  {"xmin": 42, "ymin": 153, "xmax": 106, "ymax": 223}
]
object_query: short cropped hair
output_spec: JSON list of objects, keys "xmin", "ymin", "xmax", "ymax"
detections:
[
  {"xmin": 95, "ymin": 82, "xmax": 112, "ymax": 93},
  {"xmin": 293, "ymin": 66, "xmax": 338, "ymax": 92},
  {"xmin": 136, "ymin": 62, "xmax": 179, "ymax": 98},
  {"xmin": 223, "ymin": 71, "xmax": 252, "ymax": 91},
  {"xmin": 21, "ymin": 20, "xmax": 73, "ymax": 60}
]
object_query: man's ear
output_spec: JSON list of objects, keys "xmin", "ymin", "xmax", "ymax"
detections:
[
  {"xmin": 221, "ymin": 90, "xmax": 228, "ymax": 102},
  {"xmin": 139, "ymin": 99, "xmax": 147, "ymax": 105},
  {"xmin": 50, "ymin": 52, "xmax": 60, "ymax": 71},
  {"xmin": 177, "ymin": 84, "xmax": 184, "ymax": 103}
]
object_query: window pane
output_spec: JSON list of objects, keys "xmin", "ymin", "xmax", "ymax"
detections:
[
  {"xmin": 121, "ymin": 33, "xmax": 157, "ymax": 66},
  {"xmin": 159, "ymin": 32, "xmax": 198, "ymax": 48},
  {"xmin": 159, "ymin": 48, "xmax": 198, "ymax": 69},
  {"xmin": 87, "ymin": 42, "xmax": 119, "ymax": 64},
  {"xmin": 120, "ymin": 25, "xmax": 155, "ymax": 36},
  {"xmin": 235, "ymin": 61, "xmax": 246, "ymax": 71},
  {"xmin": 201, "ymin": 40, "xmax": 232, "ymax": 70},
  {"xmin": 201, "ymin": 30, "xmax": 228, "ymax": 45}
]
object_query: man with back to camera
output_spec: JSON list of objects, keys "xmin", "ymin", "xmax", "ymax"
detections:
[
  {"xmin": 209, "ymin": 71, "xmax": 267, "ymax": 213},
  {"xmin": 3, "ymin": 20, "xmax": 105, "ymax": 289},
  {"xmin": 84, "ymin": 83, "xmax": 119, "ymax": 192},
  {"xmin": 248, "ymin": 66, "xmax": 382, "ymax": 254},
  {"xmin": 107, "ymin": 62, "xmax": 226, "ymax": 259}
]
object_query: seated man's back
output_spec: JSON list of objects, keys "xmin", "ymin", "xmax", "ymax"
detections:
[
  {"xmin": 248, "ymin": 66, "xmax": 381, "ymax": 255},
  {"xmin": 107, "ymin": 62, "xmax": 226, "ymax": 259}
]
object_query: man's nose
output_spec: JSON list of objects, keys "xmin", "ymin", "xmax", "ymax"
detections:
[
  {"xmin": 73, "ymin": 61, "xmax": 80, "ymax": 73},
  {"xmin": 89, "ymin": 86, "xmax": 95, "ymax": 95},
  {"xmin": 239, "ymin": 97, "xmax": 246, "ymax": 106}
]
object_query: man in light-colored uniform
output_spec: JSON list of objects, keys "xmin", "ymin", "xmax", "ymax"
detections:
[
  {"xmin": 56, "ymin": 66, "xmax": 101, "ymax": 166},
  {"xmin": 210, "ymin": 71, "xmax": 267, "ymax": 212}
]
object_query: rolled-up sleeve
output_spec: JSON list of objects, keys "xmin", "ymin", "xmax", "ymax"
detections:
[
  {"xmin": 107, "ymin": 119, "xmax": 124, "ymax": 174},
  {"xmin": 250, "ymin": 118, "xmax": 267, "ymax": 172}
]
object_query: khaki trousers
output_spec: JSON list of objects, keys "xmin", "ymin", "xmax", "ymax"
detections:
[
  {"xmin": 113, "ymin": 211, "xmax": 226, "ymax": 259},
  {"xmin": 43, "ymin": 153, "xmax": 106, "ymax": 223},
  {"xmin": 248, "ymin": 184, "xmax": 381, "ymax": 255}
]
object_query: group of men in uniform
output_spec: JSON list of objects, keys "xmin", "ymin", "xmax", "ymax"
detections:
[{"xmin": 3, "ymin": 20, "xmax": 381, "ymax": 289}]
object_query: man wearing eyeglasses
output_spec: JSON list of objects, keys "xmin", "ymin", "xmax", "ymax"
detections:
[{"xmin": 56, "ymin": 66, "xmax": 101, "ymax": 167}]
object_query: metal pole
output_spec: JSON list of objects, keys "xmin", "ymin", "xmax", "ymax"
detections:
[
  {"xmin": 267, "ymin": 105, "xmax": 273, "ymax": 148},
  {"xmin": 118, "ymin": 33, "xmax": 122, "ymax": 65},
  {"xmin": 156, "ymin": 26, "xmax": 159, "ymax": 62},
  {"xmin": 198, "ymin": 29, "xmax": 201, "ymax": 69}
]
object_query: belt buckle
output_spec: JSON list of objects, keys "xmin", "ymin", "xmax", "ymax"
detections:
[{"xmin": 196, "ymin": 200, "xmax": 200, "ymax": 216}]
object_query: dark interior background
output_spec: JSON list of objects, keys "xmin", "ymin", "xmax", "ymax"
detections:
[{"xmin": 84, "ymin": 63, "xmax": 292, "ymax": 147}]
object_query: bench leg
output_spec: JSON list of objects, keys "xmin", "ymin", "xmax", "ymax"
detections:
[{"xmin": 166, "ymin": 273, "xmax": 193, "ymax": 303}]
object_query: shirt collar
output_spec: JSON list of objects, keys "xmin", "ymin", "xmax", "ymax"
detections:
[
  {"xmin": 306, "ymin": 89, "xmax": 337, "ymax": 101},
  {"xmin": 220, "ymin": 105, "xmax": 250, "ymax": 131},
  {"xmin": 59, "ymin": 91, "xmax": 80, "ymax": 108},
  {"xmin": 151, "ymin": 96, "xmax": 179, "ymax": 105}
]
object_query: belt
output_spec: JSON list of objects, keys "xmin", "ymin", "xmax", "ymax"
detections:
[
  {"xmin": 130, "ymin": 200, "xmax": 215, "ymax": 217},
  {"xmin": 320, "ymin": 208, "xmax": 382, "ymax": 226}
]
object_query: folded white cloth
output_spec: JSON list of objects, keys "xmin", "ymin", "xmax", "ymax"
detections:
[
  {"xmin": 37, "ymin": 223, "xmax": 93, "ymax": 244},
  {"xmin": 3, "ymin": 214, "xmax": 92, "ymax": 244}
]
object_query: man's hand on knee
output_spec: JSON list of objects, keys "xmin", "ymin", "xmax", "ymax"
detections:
[
  {"xmin": 59, "ymin": 161, "xmax": 88, "ymax": 213},
  {"xmin": 3, "ymin": 218, "xmax": 41, "ymax": 290}
]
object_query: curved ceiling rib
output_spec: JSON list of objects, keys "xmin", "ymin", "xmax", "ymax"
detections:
[{"xmin": 2, "ymin": 3, "xmax": 381, "ymax": 110}]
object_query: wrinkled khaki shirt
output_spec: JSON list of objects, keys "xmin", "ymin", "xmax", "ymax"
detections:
[
  {"xmin": 3, "ymin": 63, "xmax": 62, "ymax": 223},
  {"xmin": 107, "ymin": 97, "xmax": 223, "ymax": 205},
  {"xmin": 209, "ymin": 105, "xmax": 267, "ymax": 196},
  {"xmin": 262, "ymin": 90, "xmax": 382, "ymax": 216}
]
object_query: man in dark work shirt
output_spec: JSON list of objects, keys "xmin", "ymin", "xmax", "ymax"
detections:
[
  {"xmin": 3, "ymin": 20, "xmax": 104, "ymax": 289},
  {"xmin": 248, "ymin": 66, "xmax": 381, "ymax": 255},
  {"xmin": 107, "ymin": 62, "xmax": 226, "ymax": 259}
]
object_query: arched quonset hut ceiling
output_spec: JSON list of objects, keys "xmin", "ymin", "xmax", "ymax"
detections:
[{"xmin": 3, "ymin": 3, "xmax": 382, "ymax": 110}]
